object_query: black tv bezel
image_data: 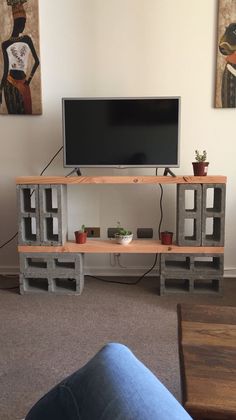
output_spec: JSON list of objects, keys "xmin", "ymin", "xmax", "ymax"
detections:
[{"xmin": 62, "ymin": 96, "xmax": 181, "ymax": 169}]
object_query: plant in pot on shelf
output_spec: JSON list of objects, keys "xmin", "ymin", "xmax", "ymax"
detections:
[
  {"xmin": 74, "ymin": 224, "xmax": 87, "ymax": 244},
  {"xmin": 115, "ymin": 221, "xmax": 133, "ymax": 245},
  {"xmin": 192, "ymin": 150, "xmax": 209, "ymax": 176}
]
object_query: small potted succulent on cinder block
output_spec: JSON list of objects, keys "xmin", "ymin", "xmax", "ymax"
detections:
[
  {"xmin": 74, "ymin": 224, "xmax": 87, "ymax": 244},
  {"xmin": 115, "ymin": 221, "xmax": 133, "ymax": 245},
  {"xmin": 192, "ymin": 150, "xmax": 209, "ymax": 176}
]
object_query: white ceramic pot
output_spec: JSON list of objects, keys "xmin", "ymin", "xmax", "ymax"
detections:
[{"xmin": 115, "ymin": 233, "xmax": 133, "ymax": 245}]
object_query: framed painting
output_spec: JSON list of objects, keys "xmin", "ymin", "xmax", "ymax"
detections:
[
  {"xmin": 215, "ymin": 0, "xmax": 236, "ymax": 108},
  {"xmin": 0, "ymin": 0, "xmax": 42, "ymax": 115}
]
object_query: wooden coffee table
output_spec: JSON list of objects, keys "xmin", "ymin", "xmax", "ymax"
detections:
[{"xmin": 177, "ymin": 304, "xmax": 236, "ymax": 420}]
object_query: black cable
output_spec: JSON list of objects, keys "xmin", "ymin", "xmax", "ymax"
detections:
[
  {"xmin": 0, "ymin": 146, "xmax": 63, "ymax": 251},
  {"xmin": 158, "ymin": 184, "xmax": 163, "ymax": 239},
  {"xmin": 86, "ymin": 253, "xmax": 158, "ymax": 285},
  {"xmin": 0, "ymin": 232, "xmax": 18, "ymax": 249},
  {"xmin": 86, "ymin": 168, "xmax": 162, "ymax": 286},
  {"xmin": 40, "ymin": 146, "xmax": 63, "ymax": 176}
]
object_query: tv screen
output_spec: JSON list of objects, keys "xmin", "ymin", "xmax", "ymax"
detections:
[{"xmin": 62, "ymin": 97, "xmax": 180, "ymax": 168}]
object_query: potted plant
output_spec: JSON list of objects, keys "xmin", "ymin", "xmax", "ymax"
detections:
[
  {"xmin": 192, "ymin": 150, "xmax": 209, "ymax": 176},
  {"xmin": 74, "ymin": 224, "xmax": 87, "ymax": 244},
  {"xmin": 115, "ymin": 221, "xmax": 133, "ymax": 245}
]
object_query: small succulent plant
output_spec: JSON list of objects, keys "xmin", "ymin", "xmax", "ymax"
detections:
[
  {"xmin": 116, "ymin": 221, "xmax": 132, "ymax": 236},
  {"xmin": 79, "ymin": 224, "xmax": 86, "ymax": 233},
  {"xmin": 194, "ymin": 150, "xmax": 207, "ymax": 162}
]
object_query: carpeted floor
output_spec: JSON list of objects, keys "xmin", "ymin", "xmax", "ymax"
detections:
[{"xmin": 0, "ymin": 275, "xmax": 235, "ymax": 419}]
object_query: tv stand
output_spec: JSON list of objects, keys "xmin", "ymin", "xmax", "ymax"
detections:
[
  {"xmin": 163, "ymin": 168, "xmax": 176, "ymax": 177},
  {"xmin": 66, "ymin": 168, "xmax": 82, "ymax": 176},
  {"xmin": 16, "ymin": 175, "xmax": 226, "ymax": 296}
]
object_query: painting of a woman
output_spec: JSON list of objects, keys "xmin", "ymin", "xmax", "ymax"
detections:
[{"xmin": 0, "ymin": 0, "xmax": 41, "ymax": 114}]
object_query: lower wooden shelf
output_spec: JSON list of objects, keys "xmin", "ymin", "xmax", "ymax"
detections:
[{"xmin": 18, "ymin": 240, "xmax": 224, "ymax": 254}]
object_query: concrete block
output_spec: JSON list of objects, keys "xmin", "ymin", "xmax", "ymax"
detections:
[
  {"xmin": 201, "ymin": 184, "xmax": 226, "ymax": 246},
  {"xmin": 161, "ymin": 254, "xmax": 192, "ymax": 273},
  {"xmin": 17, "ymin": 185, "xmax": 41, "ymax": 245},
  {"xmin": 176, "ymin": 184, "xmax": 202, "ymax": 246},
  {"xmin": 39, "ymin": 185, "xmax": 68, "ymax": 245},
  {"xmin": 19, "ymin": 252, "xmax": 84, "ymax": 295}
]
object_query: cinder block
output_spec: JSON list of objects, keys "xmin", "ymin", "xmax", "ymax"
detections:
[
  {"xmin": 160, "ymin": 272, "xmax": 223, "ymax": 295},
  {"xmin": 201, "ymin": 184, "xmax": 226, "ymax": 246},
  {"xmin": 50, "ymin": 274, "xmax": 84, "ymax": 295},
  {"xmin": 19, "ymin": 252, "xmax": 84, "ymax": 295},
  {"xmin": 176, "ymin": 184, "xmax": 202, "ymax": 246},
  {"xmin": 193, "ymin": 276, "xmax": 223, "ymax": 295},
  {"xmin": 161, "ymin": 254, "xmax": 192, "ymax": 273},
  {"xmin": 20, "ymin": 274, "xmax": 49, "ymax": 294},
  {"xmin": 17, "ymin": 185, "xmax": 41, "ymax": 245},
  {"xmin": 192, "ymin": 254, "xmax": 224, "ymax": 275},
  {"xmin": 159, "ymin": 252, "xmax": 224, "ymax": 295},
  {"xmin": 160, "ymin": 273, "xmax": 191, "ymax": 295},
  {"xmin": 39, "ymin": 185, "xmax": 68, "ymax": 245}
]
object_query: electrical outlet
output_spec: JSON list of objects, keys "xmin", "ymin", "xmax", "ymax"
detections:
[
  {"xmin": 137, "ymin": 228, "xmax": 153, "ymax": 238},
  {"xmin": 85, "ymin": 227, "xmax": 100, "ymax": 238},
  {"xmin": 107, "ymin": 227, "xmax": 119, "ymax": 238}
]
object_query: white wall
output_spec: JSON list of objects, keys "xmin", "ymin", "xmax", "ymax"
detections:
[{"xmin": 1, "ymin": 0, "xmax": 236, "ymax": 276}]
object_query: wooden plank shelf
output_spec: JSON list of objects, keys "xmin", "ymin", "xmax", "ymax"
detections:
[
  {"xmin": 18, "ymin": 240, "xmax": 225, "ymax": 254},
  {"xmin": 16, "ymin": 175, "xmax": 227, "ymax": 185}
]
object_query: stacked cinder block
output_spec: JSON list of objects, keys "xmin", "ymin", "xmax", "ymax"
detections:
[
  {"xmin": 17, "ymin": 183, "xmax": 84, "ymax": 295},
  {"xmin": 39, "ymin": 185, "xmax": 67, "ymax": 245},
  {"xmin": 201, "ymin": 184, "xmax": 226, "ymax": 246},
  {"xmin": 176, "ymin": 184, "xmax": 202, "ymax": 246},
  {"xmin": 17, "ymin": 184, "xmax": 41, "ymax": 245},
  {"xmin": 160, "ymin": 253, "xmax": 223, "ymax": 295},
  {"xmin": 176, "ymin": 183, "xmax": 226, "ymax": 247},
  {"xmin": 160, "ymin": 182, "xmax": 226, "ymax": 295},
  {"xmin": 19, "ymin": 253, "xmax": 84, "ymax": 295}
]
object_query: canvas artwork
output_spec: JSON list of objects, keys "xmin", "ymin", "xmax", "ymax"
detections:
[
  {"xmin": 0, "ymin": 0, "xmax": 42, "ymax": 115},
  {"xmin": 216, "ymin": 0, "xmax": 236, "ymax": 108}
]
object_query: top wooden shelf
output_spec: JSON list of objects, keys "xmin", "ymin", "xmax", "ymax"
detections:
[{"xmin": 16, "ymin": 175, "xmax": 227, "ymax": 185}]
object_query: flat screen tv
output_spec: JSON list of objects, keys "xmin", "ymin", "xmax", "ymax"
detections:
[{"xmin": 62, "ymin": 97, "xmax": 180, "ymax": 169}]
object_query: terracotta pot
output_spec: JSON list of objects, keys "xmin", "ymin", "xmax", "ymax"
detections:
[
  {"xmin": 74, "ymin": 231, "xmax": 87, "ymax": 244},
  {"xmin": 192, "ymin": 162, "xmax": 209, "ymax": 176},
  {"xmin": 160, "ymin": 231, "xmax": 173, "ymax": 245}
]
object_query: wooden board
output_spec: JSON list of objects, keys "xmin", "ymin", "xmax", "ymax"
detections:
[
  {"xmin": 178, "ymin": 304, "xmax": 236, "ymax": 420},
  {"xmin": 18, "ymin": 240, "xmax": 225, "ymax": 254},
  {"xmin": 16, "ymin": 175, "xmax": 227, "ymax": 185}
]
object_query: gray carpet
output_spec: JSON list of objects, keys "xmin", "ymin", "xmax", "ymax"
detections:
[{"xmin": 0, "ymin": 275, "xmax": 235, "ymax": 419}]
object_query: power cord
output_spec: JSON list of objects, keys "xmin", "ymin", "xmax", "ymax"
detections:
[
  {"xmin": 0, "ymin": 274, "xmax": 19, "ymax": 290},
  {"xmin": 86, "ymin": 253, "xmax": 158, "ymax": 285},
  {"xmin": 87, "ymin": 168, "xmax": 162, "ymax": 286}
]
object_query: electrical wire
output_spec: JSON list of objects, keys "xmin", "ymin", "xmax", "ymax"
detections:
[
  {"xmin": 158, "ymin": 184, "xmax": 163, "ymax": 239},
  {"xmin": 0, "ymin": 146, "xmax": 63, "ymax": 251},
  {"xmin": 86, "ymin": 253, "xmax": 158, "ymax": 285},
  {"xmin": 86, "ymin": 168, "xmax": 162, "ymax": 286},
  {"xmin": 0, "ymin": 274, "xmax": 19, "ymax": 290},
  {"xmin": 39, "ymin": 146, "xmax": 63, "ymax": 176},
  {"xmin": 0, "ymin": 232, "xmax": 18, "ymax": 249}
]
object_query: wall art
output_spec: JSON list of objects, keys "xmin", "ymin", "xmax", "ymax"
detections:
[
  {"xmin": 0, "ymin": 0, "xmax": 42, "ymax": 115},
  {"xmin": 216, "ymin": 0, "xmax": 236, "ymax": 108}
]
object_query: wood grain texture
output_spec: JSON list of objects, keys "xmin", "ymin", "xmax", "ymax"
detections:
[
  {"xmin": 15, "ymin": 175, "xmax": 227, "ymax": 185},
  {"xmin": 178, "ymin": 304, "xmax": 236, "ymax": 420},
  {"xmin": 18, "ymin": 240, "xmax": 225, "ymax": 254}
]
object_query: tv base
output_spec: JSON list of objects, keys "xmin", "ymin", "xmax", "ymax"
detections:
[
  {"xmin": 66, "ymin": 167, "xmax": 82, "ymax": 176},
  {"xmin": 163, "ymin": 168, "xmax": 176, "ymax": 177}
]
